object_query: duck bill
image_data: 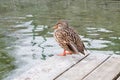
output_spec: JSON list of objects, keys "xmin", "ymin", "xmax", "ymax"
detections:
[{"xmin": 53, "ymin": 25, "xmax": 58, "ymax": 29}]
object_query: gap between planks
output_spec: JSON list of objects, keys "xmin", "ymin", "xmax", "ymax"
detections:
[
  {"xmin": 81, "ymin": 55, "xmax": 111, "ymax": 80},
  {"xmin": 53, "ymin": 53, "xmax": 90, "ymax": 80},
  {"xmin": 82, "ymin": 55, "xmax": 120, "ymax": 80},
  {"xmin": 117, "ymin": 76, "xmax": 120, "ymax": 80},
  {"xmin": 113, "ymin": 72, "xmax": 120, "ymax": 80},
  {"xmin": 55, "ymin": 53, "xmax": 111, "ymax": 80}
]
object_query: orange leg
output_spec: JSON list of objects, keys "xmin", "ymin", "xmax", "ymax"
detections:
[
  {"xmin": 57, "ymin": 50, "xmax": 66, "ymax": 56},
  {"xmin": 65, "ymin": 51, "xmax": 72, "ymax": 55},
  {"xmin": 57, "ymin": 50, "xmax": 73, "ymax": 56}
]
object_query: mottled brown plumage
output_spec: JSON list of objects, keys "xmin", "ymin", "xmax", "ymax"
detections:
[{"xmin": 53, "ymin": 20, "xmax": 86, "ymax": 56}]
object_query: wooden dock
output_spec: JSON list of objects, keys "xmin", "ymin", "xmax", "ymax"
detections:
[{"xmin": 13, "ymin": 53, "xmax": 120, "ymax": 80}]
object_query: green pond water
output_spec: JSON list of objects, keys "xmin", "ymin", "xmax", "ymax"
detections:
[{"xmin": 0, "ymin": 0, "xmax": 120, "ymax": 80}]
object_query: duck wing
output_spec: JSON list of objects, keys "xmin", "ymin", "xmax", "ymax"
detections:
[{"xmin": 54, "ymin": 27, "xmax": 85, "ymax": 55}]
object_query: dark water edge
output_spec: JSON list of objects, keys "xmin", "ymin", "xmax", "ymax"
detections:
[{"xmin": 0, "ymin": 0, "xmax": 120, "ymax": 80}]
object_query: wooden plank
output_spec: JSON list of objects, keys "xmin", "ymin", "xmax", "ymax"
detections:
[
  {"xmin": 13, "ymin": 54, "xmax": 89, "ymax": 80},
  {"xmin": 83, "ymin": 55, "xmax": 120, "ymax": 80},
  {"xmin": 55, "ymin": 53, "xmax": 110, "ymax": 80}
]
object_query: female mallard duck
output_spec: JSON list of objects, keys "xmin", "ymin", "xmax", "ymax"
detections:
[{"xmin": 53, "ymin": 20, "xmax": 86, "ymax": 56}]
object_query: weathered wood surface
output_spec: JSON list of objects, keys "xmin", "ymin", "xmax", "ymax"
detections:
[
  {"xmin": 55, "ymin": 53, "xmax": 110, "ymax": 80},
  {"xmin": 13, "ymin": 53, "xmax": 120, "ymax": 80},
  {"xmin": 13, "ymin": 54, "xmax": 89, "ymax": 80},
  {"xmin": 83, "ymin": 55, "xmax": 120, "ymax": 80}
]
